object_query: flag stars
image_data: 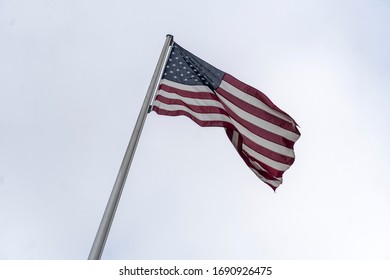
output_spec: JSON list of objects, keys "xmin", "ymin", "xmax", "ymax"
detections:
[{"xmin": 163, "ymin": 44, "xmax": 223, "ymax": 89}]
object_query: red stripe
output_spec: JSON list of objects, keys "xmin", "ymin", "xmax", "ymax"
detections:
[
  {"xmin": 216, "ymin": 86, "xmax": 299, "ymax": 134},
  {"xmin": 155, "ymin": 81, "xmax": 296, "ymax": 165},
  {"xmin": 225, "ymin": 128, "xmax": 290, "ymax": 178},
  {"xmin": 225, "ymin": 128, "xmax": 243, "ymax": 153},
  {"xmin": 159, "ymin": 83, "xmax": 219, "ymax": 101},
  {"xmin": 152, "ymin": 107, "xmax": 237, "ymax": 130},
  {"xmin": 154, "ymin": 95, "xmax": 229, "ymax": 115},
  {"xmin": 226, "ymin": 129, "xmax": 283, "ymax": 181},
  {"xmin": 217, "ymin": 98, "xmax": 296, "ymax": 149},
  {"xmin": 222, "ymin": 74, "xmax": 299, "ymax": 126},
  {"xmin": 244, "ymin": 152, "xmax": 286, "ymax": 178},
  {"xmin": 241, "ymin": 135, "xmax": 295, "ymax": 165},
  {"xmin": 153, "ymin": 75, "xmax": 299, "ymax": 190}
]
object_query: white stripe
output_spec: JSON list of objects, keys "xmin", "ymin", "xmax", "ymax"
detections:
[
  {"xmin": 242, "ymin": 144, "xmax": 291, "ymax": 171},
  {"xmin": 158, "ymin": 79, "xmax": 294, "ymax": 157},
  {"xmin": 216, "ymin": 92, "xmax": 300, "ymax": 142},
  {"xmin": 220, "ymin": 80, "xmax": 294, "ymax": 125},
  {"xmin": 161, "ymin": 79, "xmax": 213, "ymax": 93},
  {"xmin": 248, "ymin": 157, "xmax": 267, "ymax": 172},
  {"xmin": 157, "ymin": 89, "xmax": 225, "ymax": 109},
  {"xmin": 231, "ymin": 130, "xmax": 239, "ymax": 149},
  {"xmin": 250, "ymin": 168, "xmax": 282, "ymax": 188},
  {"xmin": 153, "ymin": 100, "xmax": 232, "ymax": 123},
  {"xmin": 229, "ymin": 116, "xmax": 295, "ymax": 157},
  {"xmin": 155, "ymin": 90, "xmax": 294, "ymax": 159},
  {"xmin": 155, "ymin": 91, "xmax": 294, "ymax": 157}
]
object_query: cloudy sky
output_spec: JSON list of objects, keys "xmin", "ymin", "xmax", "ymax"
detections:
[{"xmin": 1, "ymin": 0, "xmax": 390, "ymax": 260}]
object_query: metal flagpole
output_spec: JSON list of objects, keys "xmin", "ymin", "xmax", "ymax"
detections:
[{"xmin": 88, "ymin": 34, "xmax": 174, "ymax": 260}]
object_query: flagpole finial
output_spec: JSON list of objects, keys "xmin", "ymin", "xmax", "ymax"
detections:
[{"xmin": 166, "ymin": 34, "xmax": 174, "ymax": 40}]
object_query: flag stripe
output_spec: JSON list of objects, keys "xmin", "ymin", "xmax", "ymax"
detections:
[
  {"xmin": 157, "ymin": 81, "xmax": 295, "ymax": 158},
  {"xmin": 152, "ymin": 42, "xmax": 300, "ymax": 190},
  {"xmin": 156, "ymin": 91, "xmax": 225, "ymax": 112},
  {"xmin": 240, "ymin": 133, "xmax": 294, "ymax": 165},
  {"xmin": 159, "ymin": 84, "xmax": 219, "ymax": 101},
  {"xmin": 242, "ymin": 143, "xmax": 291, "ymax": 171},
  {"xmin": 153, "ymin": 100, "xmax": 236, "ymax": 129},
  {"xmin": 215, "ymin": 92, "xmax": 297, "ymax": 147},
  {"xmin": 153, "ymin": 78, "xmax": 297, "ymax": 188},
  {"xmin": 226, "ymin": 115, "xmax": 295, "ymax": 157},
  {"xmin": 216, "ymin": 86, "xmax": 300, "ymax": 139},
  {"xmin": 225, "ymin": 129, "xmax": 285, "ymax": 179},
  {"xmin": 220, "ymin": 75, "xmax": 297, "ymax": 126},
  {"xmin": 225, "ymin": 134, "xmax": 283, "ymax": 187},
  {"xmin": 250, "ymin": 168, "xmax": 281, "ymax": 188},
  {"xmin": 161, "ymin": 79, "xmax": 213, "ymax": 94},
  {"xmin": 247, "ymin": 157, "xmax": 285, "ymax": 179},
  {"xmin": 159, "ymin": 80, "xmax": 297, "ymax": 149}
]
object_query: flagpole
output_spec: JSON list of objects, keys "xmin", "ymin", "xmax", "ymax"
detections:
[{"xmin": 88, "ymin": 34, "xmax": 174, "ymax": 260}]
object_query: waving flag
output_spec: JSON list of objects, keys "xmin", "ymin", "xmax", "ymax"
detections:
[{"xmin": 152, "ymin": 42, "xmax": 300, "ymax": 190}]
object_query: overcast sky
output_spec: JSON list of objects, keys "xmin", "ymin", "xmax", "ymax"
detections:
[{"xmin": 1, "ymin": 0, "xmax": 390, "ymax": 260}]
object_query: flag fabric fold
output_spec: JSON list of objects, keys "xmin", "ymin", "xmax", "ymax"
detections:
[{"xmin": 152, "ymin": 42, "xmax": 300, "ymax": 190}]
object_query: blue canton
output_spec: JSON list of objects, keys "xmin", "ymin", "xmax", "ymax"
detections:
[{"xmin": 162, "ymin": 43, "xmax": 225, "ymax": 91}]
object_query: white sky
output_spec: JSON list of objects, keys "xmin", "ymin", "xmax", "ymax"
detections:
[{"xmin": 1, "ymin": 0, "xmax": 390, "ymax": 259}]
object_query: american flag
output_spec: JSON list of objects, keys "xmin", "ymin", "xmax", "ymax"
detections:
[{"xmin": 152, "ymin": 42, "xmax": 300, "ymax": 190}]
